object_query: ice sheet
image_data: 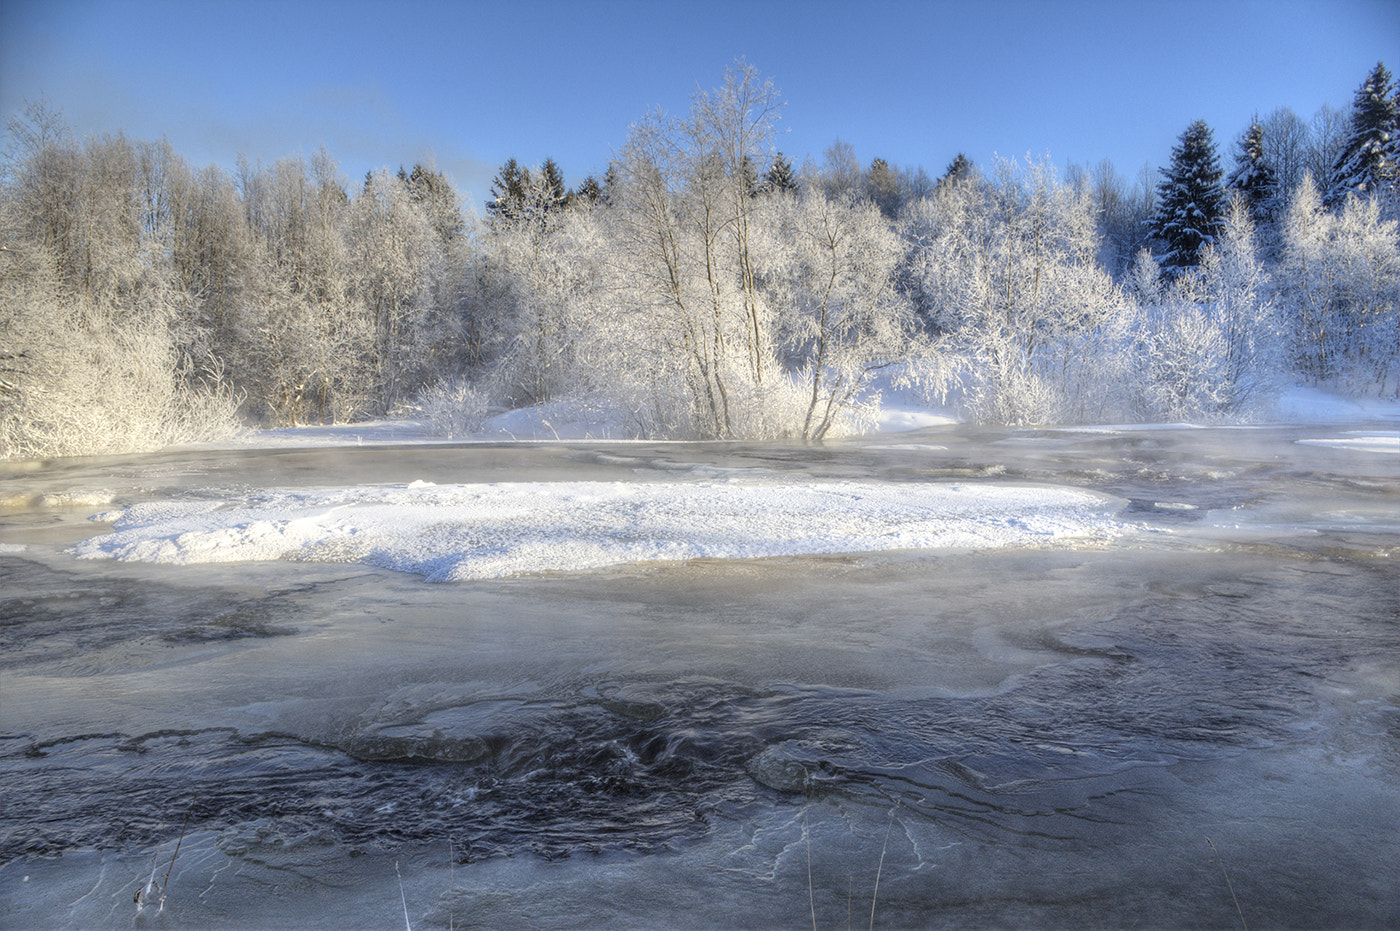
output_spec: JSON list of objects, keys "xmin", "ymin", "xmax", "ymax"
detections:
[{"xmin": 71, "ymin": 480, "xmax": 1125, "ymax": 581}]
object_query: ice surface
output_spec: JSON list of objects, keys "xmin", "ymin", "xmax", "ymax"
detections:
[
  {"xmin": 1295, "ymin": 431, "xmax": 1399, "ymax": 454},
  {"xmin": 70, "ymin": 480, "xmax": 1125, "ymax": 581}
]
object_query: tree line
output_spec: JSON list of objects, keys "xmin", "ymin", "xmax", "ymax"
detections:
[{"xmin": 1, "ymin": 62, "xmax": 1396, "ymax": 458}]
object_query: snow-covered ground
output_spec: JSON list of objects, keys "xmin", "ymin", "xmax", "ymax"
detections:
[{"xmin": 204, "ymin": 383, "xmax": 1398, "ymax": 452}]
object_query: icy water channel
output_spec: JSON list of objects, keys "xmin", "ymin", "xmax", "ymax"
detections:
[{"xmin": 2, "ymin": 422, "xmax": 1397, "ymax": 929}]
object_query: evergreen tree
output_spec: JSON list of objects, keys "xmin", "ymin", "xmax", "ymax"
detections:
[
  {"xmin": 600, "ymin": 162, "xmax": 620, "ymax": 206},
  {"xmin": 866, "ymin": 157, "xmax": 901, "ymax": 218},
  {"xmin": 762, "ymin": 152, "xmax": 797, "ymax": 194},
  {"xmin": 738, "ymin": 155, "xmax": 761, "ymax": 199},
  {"xmin": 937, "ymin": 153, "xmax": 973, "ymax": 188},
  {"xmin": 487, "ymin": 158, "xmax": 528, "ymax": 221},
  {"xmin": 539, "ymin": 158, "xmax": 568, "ymax": 213},
  {"xmin": 1151, "ymin": 119, "xmax": 1226, "ymax": 273},
  {"xmin": 1326, "ymin": 62, "xmax": 1399, "ymax": 206},
  {"xmin": 1226, "ymin": 121, "xmax": 1279, "ymax": 226},
  {"xmin": 404, "ymin": 163, "xmax": 465, "ymax": 243},
  {"xmin": 571, "ymin": 175, "xmax": 602, "ymax": 207}
]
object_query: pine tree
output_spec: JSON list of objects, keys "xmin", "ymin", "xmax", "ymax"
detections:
[
  {"xmin": 1151, "ymin": 119, "xmax": 1226, "ymax": 273},
  {"xmin": 1226, "ymin": 122, "xmax": 1278, "ymax": 227},
  {"xmin": 1326, "ymin": 62, "xmax": 1399, "ymax": 206},
  {"xmin": 763, "ymin": 152, "xmax": 797, "ymax": 195}
]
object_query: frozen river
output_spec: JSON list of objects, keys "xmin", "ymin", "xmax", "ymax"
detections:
[{"xmin": 2, "ymin": 421, "xmax": 1397, "ymax": 928}]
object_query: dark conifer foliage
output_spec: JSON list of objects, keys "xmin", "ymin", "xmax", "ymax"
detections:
[
  {"xmin": 571, "ymin": 175, "xmax": 602, "ymax": 207},
  {"xmin": 540, "ymin": 158, "xmax": 568, "ymax": 212},
  {"xmin": 487, "ymin": 158, "xmax": 529, "ymax": 221},
  {"xmin": 738, "ymin": 155, "xmax": 761, "ymax": 199},
  {"xmin": 1151, "ymin": 119, "xmax": 1225, "ymax": 273},
  {"xmin": 600, "ymin": 162, "xmax": 620, "ymax": 205},
  {"xmin": 1226, "ymin": 122, "xmax": 1279, "ymax": 226},
  {"xmin": 762, "ymin": 152, "xmax": 797, "ymax": 194},
  {"xmin": 866, "ymin": 157, "xmax": 901, "ymax": 217},
  {"xmin": 938, "ymin": 153, "xmax": 973, "ymax": 187},
  {"xmin": 1326, "ymin": 62, "xmax": 1398, "ymax": 206}
]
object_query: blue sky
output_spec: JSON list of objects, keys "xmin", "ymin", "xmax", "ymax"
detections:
[{"xmin": 2, "ymin": 0, "xmax": 1395, "ymax": 208}]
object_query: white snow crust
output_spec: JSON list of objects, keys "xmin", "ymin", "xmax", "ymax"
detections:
[
  {"xmin": 1295, "ymin": 432, "xmax": 1399, "ymax": 455},
  {"xmin": 71, "ymin": 480, "xmax": 1124, "ymax": 581}
]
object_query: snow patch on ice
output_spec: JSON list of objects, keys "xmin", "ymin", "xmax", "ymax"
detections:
[
  {"xmin": 1296, "ymin": 432, "xmax": 1399, "ymax": 455},
  {"xmin": 69, "ymin": 480, "xmax": 1126, "ymax": 581}
]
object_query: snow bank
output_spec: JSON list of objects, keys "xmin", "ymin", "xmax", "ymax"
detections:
[
  {"xmin": 71, "ymin": 480, "xmax": 1125, "ymax": 581},
  {"xmin": 1272, "ymin": 387, "xmax": 1400, "ymax": 424}
]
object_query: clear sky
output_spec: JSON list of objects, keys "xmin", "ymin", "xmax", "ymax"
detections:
[{"xmin": 2, "ymin": 0, "xmax": 1396, "ymax": 208}]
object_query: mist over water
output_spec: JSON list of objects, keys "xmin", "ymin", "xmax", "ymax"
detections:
[{"xmin": 2, "ymin": 422, "xmax": 1397, "ymax": 929}]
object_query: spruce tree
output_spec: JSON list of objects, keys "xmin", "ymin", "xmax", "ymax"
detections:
[
  {"xmin": 571, "ymin": 175, "xmax": 602, "ymax": 207},
  {"xmin": 487, "ymin": 158, "xmax": 527, "ymax": 221},
  {"xmin": 736, "ymin": 155, "xmax": 761, "ymax": 199},
  {"xmin": 540, "ymin": 158, "xmax": 568, "ymax": 213},
  {"xmin": 1226, "ymin": 121, "xmax": 1278, "ymax": 226},
  {"xmin": 405, "ymin": 164, "xmax": 465, "ymax": 243},
  {"xmin": 937, "ymin": 153, "xmax": 973, "ymax": 189},
  {"xmin": 1326, "ymin": 62, "xmax": 1398, "ymax": 206},
  {"xmin": 763, "ymin": 152, "xmax": 797, "ymax": 195},
  {"xmin": 1151, "ymin": 119, "xmax": 1226, "ymax": 273},
  {"xmin": 600, "ymin": 162, "xmax": 620, "ymax": 206},
  {"xmin": 866, "ymin": 157, "xmax": 901, "ymax": 217}
]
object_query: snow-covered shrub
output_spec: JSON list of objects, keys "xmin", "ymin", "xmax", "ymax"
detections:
[
  {"xmin": 0, "ymin": 315, "xmax": 242, "ymax": 460},
  {"xmin": 1131, "ymin": 299, "xmax": 1234, "ymax": 422},
  {"xmin": 408, "ymin": 376, "xmax": 489, "ymax": 438}
]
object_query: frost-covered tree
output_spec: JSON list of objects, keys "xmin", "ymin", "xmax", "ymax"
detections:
[
  {"xmin": 404, "ymin": 163, "xmax": 465, "ymax": 244},
  {"xmin": 757, "ymin": 190, "xmax": 915, "ymax": 439},
  {"xmin": 348, "ymin": 169, "xmax": 438, "ymax": 412},
  {"xmin": 816, "ymin": 139, "xmax": 862, "ymax": 201},
  {"xmin": 571, "ymin": 174, "xmax": 602, "ymax": 207},
  {"xmin": 897, "ymin": 163, "xmax": 934, "ymax": 202},
  {"xmin": 903, "ymin": 158, "xmax": 1133, "ymax": 423},
  {"xmin": 1280, "ymin": 174, "xmax": 1400, "ymax": 394},
  {"xmin": 1080, "ymin": 158, "xmax": 1157, "ymax": 278},
  {"xmin": 1259, "ymin": 107, "xmax": 1312, "ymax": 203},
  {"xmin": 0, "ymin": 104, "xmax": 238, "ymax": 457},
  {"xmin": 1307, "ymin": 105, "xmax": 1350, "ymax": 196},
  {"xmin": 1199, "ymin": 195, "xmax": 1283, "ymax": 413},
  {"xmin": 539, "ymin": 158, "xmax": 568, "ymax": 213},
  {"xmin": 1131, "ymin": 286, "xmax": 1235, "ymax": 422},
  {"xmin": 1326, "ymin": 62, "xmax": 1399, "ymax": 207},
  {"xmin": 1151, "ymin": 119, "xmax": 1225, "ymax": 273},
  {"xmin": 483, "ymin": 171, "xmax": 600, "ymax": 405},
  {"xmin": 1133, "ymin": 207, "xmax": 1284, "ymax": 422}
]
